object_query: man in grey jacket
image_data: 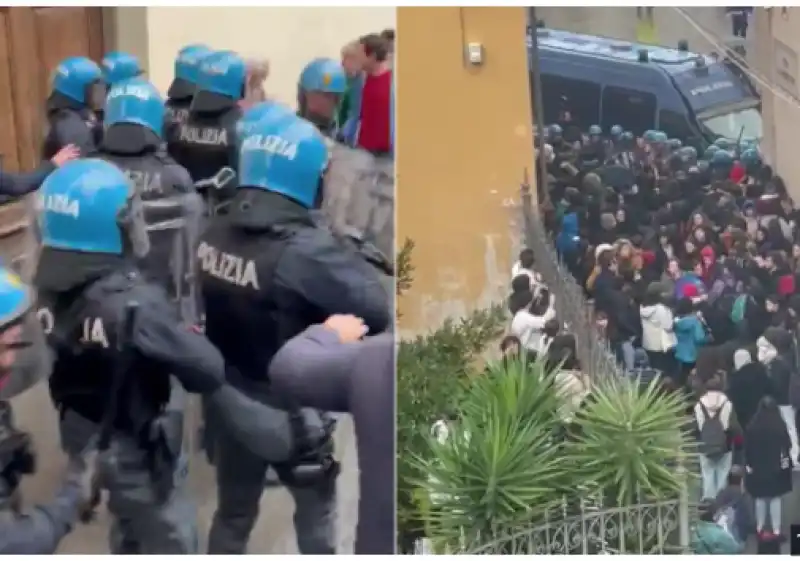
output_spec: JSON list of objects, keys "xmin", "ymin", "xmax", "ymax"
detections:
[{"xmin": 269, "ymin": 315, "xmax": 394, "ymax": 554}]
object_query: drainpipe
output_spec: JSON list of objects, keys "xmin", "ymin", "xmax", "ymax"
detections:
[{"xmin": 527, "ymin": 7, "xmax": 549, "ymax": 206}]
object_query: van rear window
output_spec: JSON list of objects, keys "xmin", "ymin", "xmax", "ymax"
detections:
[
  {"xmin": 601, "ymin": 86, "xmax": 656, "ymax": 135},
  {"xmin": 540, "ymin": 74, "xmax": 601, "ymax": 127}
]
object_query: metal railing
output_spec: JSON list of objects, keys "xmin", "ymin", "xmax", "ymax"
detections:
[
  {"xmin": 416, "ymin": 484, "xmax": 694, "ymax": 555},
  {"xmin": 462, "ymin": 487, "xmax": 692, "ymax": 555},
  {"xmin": 518, "ymin": 181, "xmax": 622, "ymax": 383}
]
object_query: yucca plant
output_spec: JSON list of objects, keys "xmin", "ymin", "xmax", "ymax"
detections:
[
  {"xmin": 415, "ymin": 356, "xmax": 695, "ymax": 554},
  {"xmin": 412, "ymin": 358, "xmax": 575, "ymax": 551},
  {"xmin": 564, "ymin": 376, "xmax": 694, "ymax": 506}
]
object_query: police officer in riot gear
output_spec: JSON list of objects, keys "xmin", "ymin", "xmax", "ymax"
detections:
[
  {"xmin": 297, "ymin": 58, "xmax": 348, "ymax": 136},
  {"xmin": 96, "ymin": 76, "xmax": 200, "ymax": 318},
  {"xmin": 43, "ymin": 57, "xmax": 106, "ymax": 159},
  {"xmin": 36, "ymin": 158, "xmax": 329, "ymax": 553},
  {"xmin": 168, "ymin": 50, "xmax": 246, "ymax": 209},
  {"xmin": 164, "ymin": 44, "xmax": 214, "ymax": 144},
  {"xmin": 0, "ymin": 267, "xmax": 99, "ymax": 554},
  {"xmin": 200, "ymin": 113, "xmax": 390, "ymax": 553},
  {"xmin": 102, "ymin": 51, "xmax": 143, "ymax": 87}
]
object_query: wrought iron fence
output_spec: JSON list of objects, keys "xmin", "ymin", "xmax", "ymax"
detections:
[
  {"xmin": 518, "ymin": 181, "xmax": 621, "ymax": 383},
  {"xmin": 416, "ymin": 482, "xmax": 694, "ymax": 555}
]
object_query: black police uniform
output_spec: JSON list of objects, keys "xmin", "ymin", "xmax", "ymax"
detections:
[
  {"xmin": 164, "ymin": 97, "xmax": 191, "ymax": 153},
  {"xmin": 199, "ymin": 190, "xmax": 390, "ymax": 382},
  {"xmin": 166, "ymin": 102, "xmax": 241, "ymax": 186},
  {"xmin": 199, "ymin": 189, "xmax": 390, "ymax": 553},
  {"xmin": 42, "ymin": 95, "xmax": 101, "ymax": 159},
  {"xmin": 97, "ymin": 126, "xmax": 198, "ymax": 298}
]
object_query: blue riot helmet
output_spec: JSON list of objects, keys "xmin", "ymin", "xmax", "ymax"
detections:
[
  {"xmin": 236, "ymin": 100, "xmax": 295, "ymax": 142},
  {"xmin": 102, "ymin": 51, "xmax": 143, "ymax": 86},
  {"xmin": 714, "ymin": 137, "xmax": 732, "ymax": 151},
  {"xmin": 548, "ymin": 124, "xmax": 563, "ymax": 141},
  {"xmin": 741, "ymin": 148, "xmax": 762, "ymax": 170},
  {"xmin": 191, "ymin": 50, "xmax": 246, "ymax": 113},
  {"xmin": 679, "ymin": 146, "xmax": 698, "ymax": 165},
  {"xmin": 588, "ymin": 124, "xmax": 602, "ymax": 138},
  {"xmin": 652, "ymin": 131, "xmax": 668, "ymax": 145},
  {"xmin": 643, "ymin": 130, "xmax": 658, "ymax": 143},
  {"xmin": 103, "ymin": 77, "xmax": 165, "ymax": 151},
  {"xmin": 703, "ymin": 145, "xmax": 720, "ymax": 160},
  {"xmin": 0, "ymin": 266, "xmax": 37, "ymax": 401},
  {"xmin": 297, "ymin": 57, "xmax": 348, "ymax": 133},
  {"xmin": 610, "ymin": 125, "xmax": 623, "ymax": 139},
  {"xmin": 50, "ymin": 56, "xmax": 105, "ymax": 108},
  {"xmin": 619, "ymin": 131, "xmax": 635, "ymax": 149},
  {"xmin": 710, "ymin": 149, "xmax": 734, "ymax": 169},
  {"xmin": 168, "ymin": 44, "xmax": 213, "ymax": 100},
  {"xmin": 239, "ymin": 114, "xmax": 330, "ymax": 208},
  {"xmin": 37, "ymin": 159, "xmax": 149, "ymax": 258},
  {"xmin": 668, "ymin": 138, "xmax": 682, "ymax": 150}
]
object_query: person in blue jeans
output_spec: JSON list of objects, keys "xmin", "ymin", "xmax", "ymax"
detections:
[{"xmin": 673, "ymin": 297, "xmax": 709, "ymax": 386}]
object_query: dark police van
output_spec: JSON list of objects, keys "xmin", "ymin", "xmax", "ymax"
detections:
[{"xmin": 530, "ymin": 28, "xmax": 762, "ymax": 148}]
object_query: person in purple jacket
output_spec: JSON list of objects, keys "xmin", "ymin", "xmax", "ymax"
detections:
[{"xmin": 269, "ymin": 314, "xmax": 394, "ymax": 554}]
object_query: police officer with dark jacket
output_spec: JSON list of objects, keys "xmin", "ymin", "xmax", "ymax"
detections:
[
  {"xmin": 96, "ymin": 76, "xmax": 201, "ymax": 318},
  {"xmin": 34, "ymin": 159, "xmax": 319, "ymax": 553},
  {"xmin": 164, "ymin": 44, "xmax": 213, "ymax": 146},
  {"xmin": 42, "ymin": 57, "xmax": 106, "ymax": 159},
  {"xmin": 167, "ymin": 50, "xmax": 245, "ymax": 210},
  {"xmin": 0, "ymin": 267, "xmax": 99, "ymax": 554},
  {"xmin": 0, "ymin": 144, "xmax": 79, "ymax": 198},
  {"xmin": 199, "ymin": 113, "xmax": 390, "ymax": 553}
]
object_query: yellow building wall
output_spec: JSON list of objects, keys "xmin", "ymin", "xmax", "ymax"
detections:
[
  {"xmin": 107, "ymin": 7, "xmax": 395, "ymax": 105},
  {"xmin": 396, "ymin": 7, "xmax": 535, "ymax": 334}
]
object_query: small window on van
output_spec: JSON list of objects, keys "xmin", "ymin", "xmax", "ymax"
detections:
[
  {"xmin": 601, "ymin": 86, "xmax": 656, "ymax": 136},
  {"xmin": 658, "ymin": 109, "xmax": 694, "ymax": 140},
  {"xmin": 540, "ymin": 74, "xmax": 601, "ymax": 129}
]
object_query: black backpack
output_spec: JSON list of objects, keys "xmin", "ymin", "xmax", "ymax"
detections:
[{"xmin": 698, "ymin": 401, "xmax": 728, "ymax": 460}]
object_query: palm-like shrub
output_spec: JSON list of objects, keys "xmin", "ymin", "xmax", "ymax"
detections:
[
  {"xmin": 414, "ymin": 357, "xmax": 694, "ymax": 554},
  {"xmin": 565, "ymin": 375, "xmax": 693, "ymax": 506}
]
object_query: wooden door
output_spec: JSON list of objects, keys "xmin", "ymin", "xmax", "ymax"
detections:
[
  {"xmin": 0, "ymin": 7, "xmax": 103, "ymax": 279},
  {"xmin": 1, "ymin": 6, "xmax": 103, "ymax": 172}
]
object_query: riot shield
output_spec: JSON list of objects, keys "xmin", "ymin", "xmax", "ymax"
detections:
[{"xmin": 321, "ymin": 143, "xmax": 394, "ymax": 262}]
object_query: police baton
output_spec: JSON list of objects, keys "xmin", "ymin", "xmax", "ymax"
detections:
[{"xmin": 79, "ymin": 301, "xmax": 139, "ymax": 523}]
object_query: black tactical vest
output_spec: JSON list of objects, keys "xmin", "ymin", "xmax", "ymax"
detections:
[
  {"xmin": 167, "ymin": 107, "xmax": 240, "ymax": 184},
  {"xmin": 97, "ymin": 151, "xmax": 188, "ymax": 298},
  {"xmin": 198, "ymin": 220, "xmax": 301, "ymax": 381},
  {"xmin": 40, "ymin": 275, "xmax": 171, "ymax": 433}
]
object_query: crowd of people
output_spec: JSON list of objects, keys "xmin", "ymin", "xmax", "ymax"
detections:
[{"xmin": 506, "ymin": 123, "xmax": 800, "ymax": 553}]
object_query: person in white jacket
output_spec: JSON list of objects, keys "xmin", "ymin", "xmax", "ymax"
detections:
[
  {"xmin": 510, "ymin": 287, "xmax": 556, "ymax": 361},
  {"xmin": 694, "ymin": 375, "xmax": 736, "ymax": 500},
  {"xmin": 511, "ymin": 248, "xmax": 543, "ymax": 290},
  {"xmin": 639, "ymin": 284, "xmax": 677, "ymax": 375}
]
